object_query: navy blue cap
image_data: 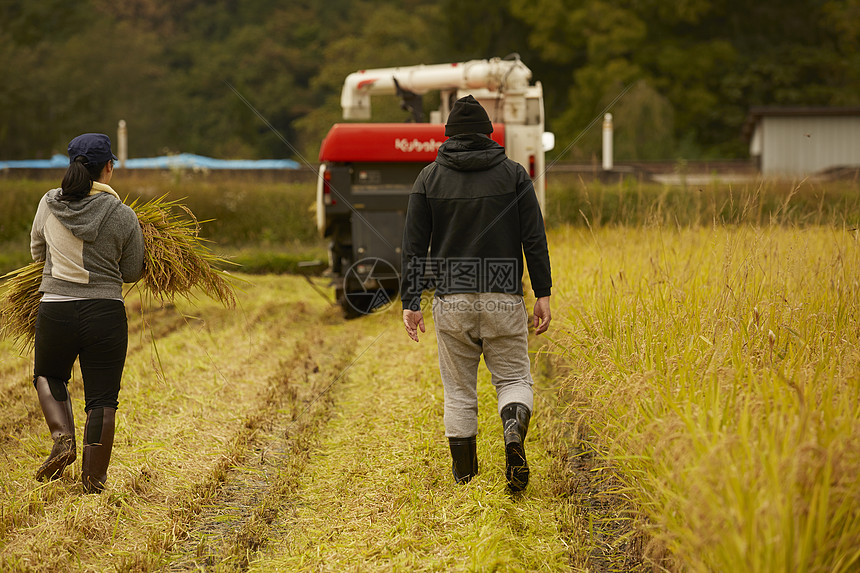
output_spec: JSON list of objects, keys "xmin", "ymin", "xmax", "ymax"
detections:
[{"xmin": 67, "ymin": 133, "xmax": 118, "ymax": 165}]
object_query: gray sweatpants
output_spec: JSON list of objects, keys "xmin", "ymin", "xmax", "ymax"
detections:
[{"xmin": 432, "ymin": 293, "xmax": 534, "ymax": 438}]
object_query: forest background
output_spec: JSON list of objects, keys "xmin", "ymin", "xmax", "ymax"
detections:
[{"xmin": 2, "ymin": 0, "xmax": 859, "ymax": 164}]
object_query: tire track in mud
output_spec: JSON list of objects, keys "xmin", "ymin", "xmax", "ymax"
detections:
[{"xmin": 159, "ymin": 320, "xmax": 366, "ymax": 572}]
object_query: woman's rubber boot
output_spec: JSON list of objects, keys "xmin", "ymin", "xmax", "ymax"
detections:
[
  {"xmin": 34, "ymin": 376, "xmax": 77, "ymax": 481},
  {"xmin": 448, "ymin": 436, "xmax": 478, "ymax": 484},
  {"xmin": 500, "ymin": 403, "xmax": 531, "ymax": 492},
  {"xmin": 81, "ymin": 407, "xmax": 116, "ymax": 494}
]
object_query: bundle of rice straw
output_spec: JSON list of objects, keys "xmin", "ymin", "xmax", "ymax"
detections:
[
  {"xmin": 0, "ymin": 261, "xmax": 44, "ymax": 353},
  {"xmin": 130, "ymin": 194, "xmax": 237, "ymax": 308},
  {"xmin": 0, "ymin": 194, "xmax": 237, "ymax": 353}
]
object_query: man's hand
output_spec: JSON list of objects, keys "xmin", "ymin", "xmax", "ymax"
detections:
[
  {"xmin": 533, "ymin": 296, "xmax": 551, "ymax": 335},
  {"xmin": 403, "ymin": 309, "xmax": 425, "ymax": 342}
]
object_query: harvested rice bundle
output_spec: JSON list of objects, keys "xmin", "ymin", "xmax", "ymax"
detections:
[
  {"xmin": 0, "ymin": 261, "xmax": 44, "ymax": 353},
  {"xmin": 130, "ymin": 194, "xmax": 238, "ymax": 308},
  {"xmin": 0, "ymin": 195, "xmax": 238, "ymax": 353}
]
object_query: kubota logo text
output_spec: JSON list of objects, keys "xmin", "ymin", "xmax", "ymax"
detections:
[{"xmin": 394, "ymin": 138, "xmax": 443, "ymax": 153}]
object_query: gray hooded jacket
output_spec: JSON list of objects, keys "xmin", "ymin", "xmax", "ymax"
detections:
[{"xmin": 30, "ymin": 185, "xmax": 145, "ymax": 300}]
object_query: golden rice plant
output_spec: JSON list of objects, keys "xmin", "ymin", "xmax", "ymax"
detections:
[
  {"xmin": 549, "ymin": 224, "xmax": 860, "ymax": 571},
  {"xmin": 0, "ymin": 195, "xmax": 238, "ymax": 353}
]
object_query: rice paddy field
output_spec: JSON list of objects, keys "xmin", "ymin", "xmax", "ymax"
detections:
[{"xmin": 0, "ymin": 173, "xmax": 858, "ymax": 571}]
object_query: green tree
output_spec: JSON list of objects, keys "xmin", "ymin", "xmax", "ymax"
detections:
[
  {"xmin": 510, "ymin": 0, "xmax": 858, "ymax": 160},
  {"xmin": 0, "ymin": 3, "xmax": 167, "ymax": 159},
  {"xmin": 294, "ymin": 0, "xmax": 446, "ymax": 157},
  {"xmin": 2, "ymin": 0, "xmax": 858, "ymax": 162}
]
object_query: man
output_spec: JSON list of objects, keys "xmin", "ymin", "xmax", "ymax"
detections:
[{"xmin": 401, "ymin": 94, "xmax": 552, "ymax": 492}]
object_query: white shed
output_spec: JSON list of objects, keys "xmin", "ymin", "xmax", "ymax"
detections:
[{"xmin": 745, "ymin": 107, "xmax": 860, "ymax": 177}]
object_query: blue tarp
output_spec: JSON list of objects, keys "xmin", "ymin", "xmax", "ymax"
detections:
[
  {"xmin": 0, "ymin": 153, "xmax": 300, "ymax": 170},
  {"xmin": 0, "ymin": 154, "xmax": 70, "ymax": 169}
]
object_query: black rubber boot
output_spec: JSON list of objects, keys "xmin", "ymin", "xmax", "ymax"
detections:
[
  {"xmin": 81, "ymin": 407, "xmax": 116, "ymax": 494},
  {"xmin": 448, "ymin": 436, "xmax": 478, "ymax": 484},
  {"xmin": 500, "ymin": 403, "xmax": 531, "ymax": 492},
  {"xmin": 34, "ymin": 376, "xmax": 76, "ymax": 481}
]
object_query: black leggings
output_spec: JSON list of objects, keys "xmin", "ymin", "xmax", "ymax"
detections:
[{"xmin": 33, "ymin": 299, "xmax": 128, "ymax": 411}]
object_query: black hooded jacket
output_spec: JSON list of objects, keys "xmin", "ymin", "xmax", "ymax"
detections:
[{"xmin": 400, "ymin": 133, "xmax": 552, "ymax": 311}]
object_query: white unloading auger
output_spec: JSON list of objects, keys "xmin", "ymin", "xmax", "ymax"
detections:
[{"xmin": 340, "ymin": 56, "xmax": 533, "ymax": 123}]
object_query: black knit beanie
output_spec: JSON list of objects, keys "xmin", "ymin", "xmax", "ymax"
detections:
[{"xmin": 445, "ymin": 95, "xmax": 493, "ymax": 136}]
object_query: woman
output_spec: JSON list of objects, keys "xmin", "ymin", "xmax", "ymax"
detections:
[{"xmin": 30, "ymin": 133, "xmax": 145, "ymax": 493}]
